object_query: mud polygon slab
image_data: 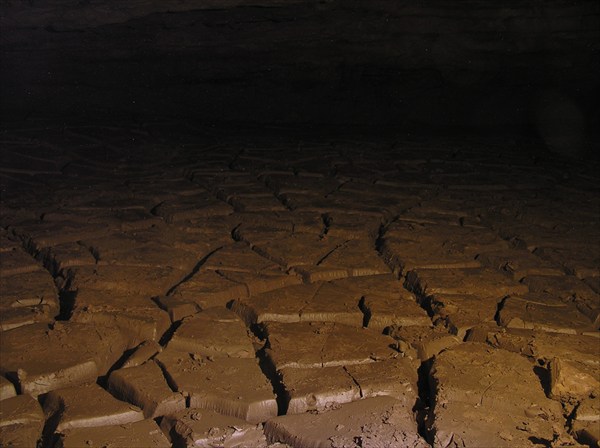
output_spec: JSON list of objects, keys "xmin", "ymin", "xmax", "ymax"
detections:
[
  {"xmin": 487, "ymin": 329, "xmax": 600, "ymax": 383},
  {"xmin": 314, "ymin": 238, "xmax": 391, "ymax": 277},
  {"xmin": 386, "ymin": 220, "xmax": 508, "ymax": 257},
  {"xmin": 38, "ymin": 242, "xmax": 97, "ymax": 275},
  {"xmin": 57, "ymin": 418, "xmax": 170, "ymax": 448},
  {"xmin": 72, "ymin": 307, "xmax": 170, "ymax": 347},
  {"xmin": 430, "ymin": 401, "xmax": 561, "ymax": 448},
  {"xmin": 323, "ymin": 191, "xmax": 403, "ymax": 217},
  {"xmin": 574, "ymin": 397, "xmax": 600, "ymax": 423},
  {"xmin": 488, "ymin": 328, "xmax": 599, "ymax": 362},
  {"xmin": 0, "ymin": 422, "xmax": 43, "ymax": 447},
  {"xmin": 264, "ymin": 396, "xmax": 427, "ymax": 448},
  {"xmin": 79, "ymin": 232, "xmax": 188, "ymax": 260},
  {"xmin": 95, "ymin": 212, "xmax": 164, "ymax": 233},
  {"xmin": 43, "ymin": 382, "xmax": 144, "ymax": 432},
  {"xmin": 231, "ymin": 213, "xmax": 297, "ymax": 230},
  {"xmin": 264, "ymin": 321, "xmax": 398, "ymax": 370},
  {"xmin": 279, "ymin": 366, "xmax": 360, "ymax": 414},
  {"xmin": 72, "ymin": 288, "xmax": 162, "ymax": 312},
  {"xmin": 534, "ymin": 247, "xmax": 600, "ymax": 279},
  {"xmin": 277, "ymin": 192, "xmax": 324, "ymax": 211},
  {"xmin": 292, "ymin": 265, "xmax": 350, "ymax": 283},
  {"xmin": 345, "ymin": 358, "xmax": 418, "ymax": 405},
  {"xmin": 169, "ymin": 269, "xmax": 248, "ymax": 309},
  {"xmin": 160, "ymin": 408, "xmax": 267, "ymax": 448},
  {"xmin": 262, "ymin": 173, "xmax": 339, "ymax": 196},
  {"xmin": 121, "ymin": 340, "xmax": 163, "ymax": 369},
  {"xmin": 322, "ymin": 212, "xmax": 382, "ymax": 241},
  {"xmin": 0, "ymin": 247, "xmax": 43, "ymax": 276},
  {"xmin": 0, "ymin": 394, "xmax": 44, "ymax": 447},
  {"xmin": 204, "ymin": 182, "xmax": 257, "ymax": 200},
  {"xmin": 0, "ymin": 269, "xmax": 58, "ymax": 309},
  {"xmin": 521, "ymin": 276, "xmax": 600, "ymax": 325},
  {"xmin": 230, "ymin": 282, "xmax": 322, "ymax": 325},
  {"xmin": 522, "ymin": 275, "xmax": 597, "ymax": 301},
  {"xmin": 476, "ymin": 250, "xmax": 564, "ymax": 280},
  {"xmin": 0, "ymin": 322, "xmax": 129, "ymax": 396},
  {"xmin": 228, "ymin": 195, "xmax": 287, "ymax": 212},
  {"xmin": 0, "ymin": 305, "xmax": 56, "ymax": 332},
  {"xmin": 0, "ymin": 393, "xmax": 44, "ymax": 428},
  {"xmin": 499, "ymin": 295, "xmax": 595, "ymax": 334},
  {"xmin": 251, "ymin": 233, "xmax": 347, "ymax": 269},
  {"xmin": 155, "ymin": 349, "xmax": 277, "ymax": 424},
  {"xmin": 463, "ymin": 322, "xmax": 502, "ymax": 343},
  {"xmin": 233, "ymin": 225, "xmax": 291, "ymax": 247},
  {"xmin": 299, "ymin": 281, "xmax": 366, "ymax": 326},
  {"xmin": 229, "ymin": 212, "xmax": 295, "ymax": 234},
  {"xmin": 216, "ymin": 185, "xmax": 275, "ymax": 203},
  {"xmin": 155, "ymin": 295, "xmax": 202, "ymax": 322},
  {"xmin": 333, "ymin": 273, "xmax": 409, "ymax": 298},
  {"xmin": 168, "ymin": 225, "xmax": 233, "ymax": 255},
  {"xmin": 14, "ymin": 221, "xmax": 110, "ymax": 250},
  {"xmin": 381, "ymin": 238, "xmax": 482, "ymax": 274},
  {"xmin": 285, "ymin": 211, "xmax": 325, "ymax": 234},
  {"xmin": 219, "ymin": 270, "xmax": 302, "ymax": 296},
  {"xmin": 430, "ymin": 342, "xmax": 556, "ymax": 408},
  {"xmin": 107, "ymin": 362, "xmax": 186, "ymax": 418},
  {"xmin": 93, "ymin": 242, "xmax": 199, "ymax": 272},
  {"xmin": 152, "ymin": 195, "xmax": 232, "ymax": 223},
  {"xmin": 429, "ymin": 293, "xmax": 501, "ymax": 338},
  {"xmin": 387, "ymin": 326, "xmax": 461, "ymax": 362},
  {"xmin": 203, "ymin": 242, "xmax": 280, "ymax": 273},
  {"xmin": 428, "ymin": 293, "xmax": 491, "ymax": 320},
  {"xmin": 395, "ymin": 211, "xmax": 466, "ymax": 228},
  {"xmin": 362, "ymin": 293, "xmax": 431, "ymax": 331},
  {"xmin": 429, "ymin": 343, "xmax": 565, "ymax": 448},
  {"xmin": 548, "ymin": 357, "xmax": 600, "ymax": 402},
  {"xmin": 168, "ymin": 307, "xmax": 254, "ymax": 358},
  {"xmin": 68, "ymin": 264, "xmax": 186, "ymax": 297},
  {"xmin": 397, "ymin": 196, "xmax": 485, "ymax": 222},
  {"xmin": 406, "ymin": 268, "xmax": 528, "ymax": 299},
  {"xmin": 194, "ymin": 171, "xmax": 252, "ymax": 191}
]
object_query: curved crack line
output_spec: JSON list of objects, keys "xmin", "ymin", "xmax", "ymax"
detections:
[
  {"xmin": 316, "ymin": 240, "xmax": 350, "ymax": 266},
  {"xmin": 166, "ymin": 246, "xmax": 224, "ymax": 296},
  {"xmin": 476, "ymin": 377, "xmax": 500, "ymax": 408}
]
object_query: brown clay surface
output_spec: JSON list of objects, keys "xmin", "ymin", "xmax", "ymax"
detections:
[
  {"xmin": 160, "ymin": 408, "xmax": 268, "ymax": 447},
  {"xmin": 43, "ymin": 382, "xmax": 145, "ymax": 432},
  {"xmin": 264, "ymin": 396, "xmax": 429, "ymax": 447},
  {"xmin": 429, "ymin": 342, "xmax": 566, "ymax": 447},
  {"xmin": 156, "ymin": 348, "xmax": 278, "ymax": 423},
  {"xmin": 58, "ymin": 419, "xmax": 171, "ymax": 448},
  {"xmin": 0, "ymin": 126, "xmax": 598, "ymax": 447}
]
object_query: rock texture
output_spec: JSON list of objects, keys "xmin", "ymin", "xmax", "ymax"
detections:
[{"xmin": 0, "ymin": 122, "xmax": 598, "ymax": 447}]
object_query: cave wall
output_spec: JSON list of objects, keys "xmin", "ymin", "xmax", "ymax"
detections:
[{"xmin": 1, "ymin": 0, "xmax": 598, "ymax": 129}]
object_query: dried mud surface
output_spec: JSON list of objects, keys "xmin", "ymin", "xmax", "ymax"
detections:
[{"xmin": 0, "ymin": 123, "xmax": 599, "ymax": 447}]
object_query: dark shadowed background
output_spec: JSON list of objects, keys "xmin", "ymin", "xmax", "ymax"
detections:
[{"xmin": 1, "ymin": 0, "xmax": 598, "ymax": 155}]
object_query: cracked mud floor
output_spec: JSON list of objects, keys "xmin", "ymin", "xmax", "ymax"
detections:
[{"xmin": 0, "ymin": 122, "xmax": 599, "ymax": 447}]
